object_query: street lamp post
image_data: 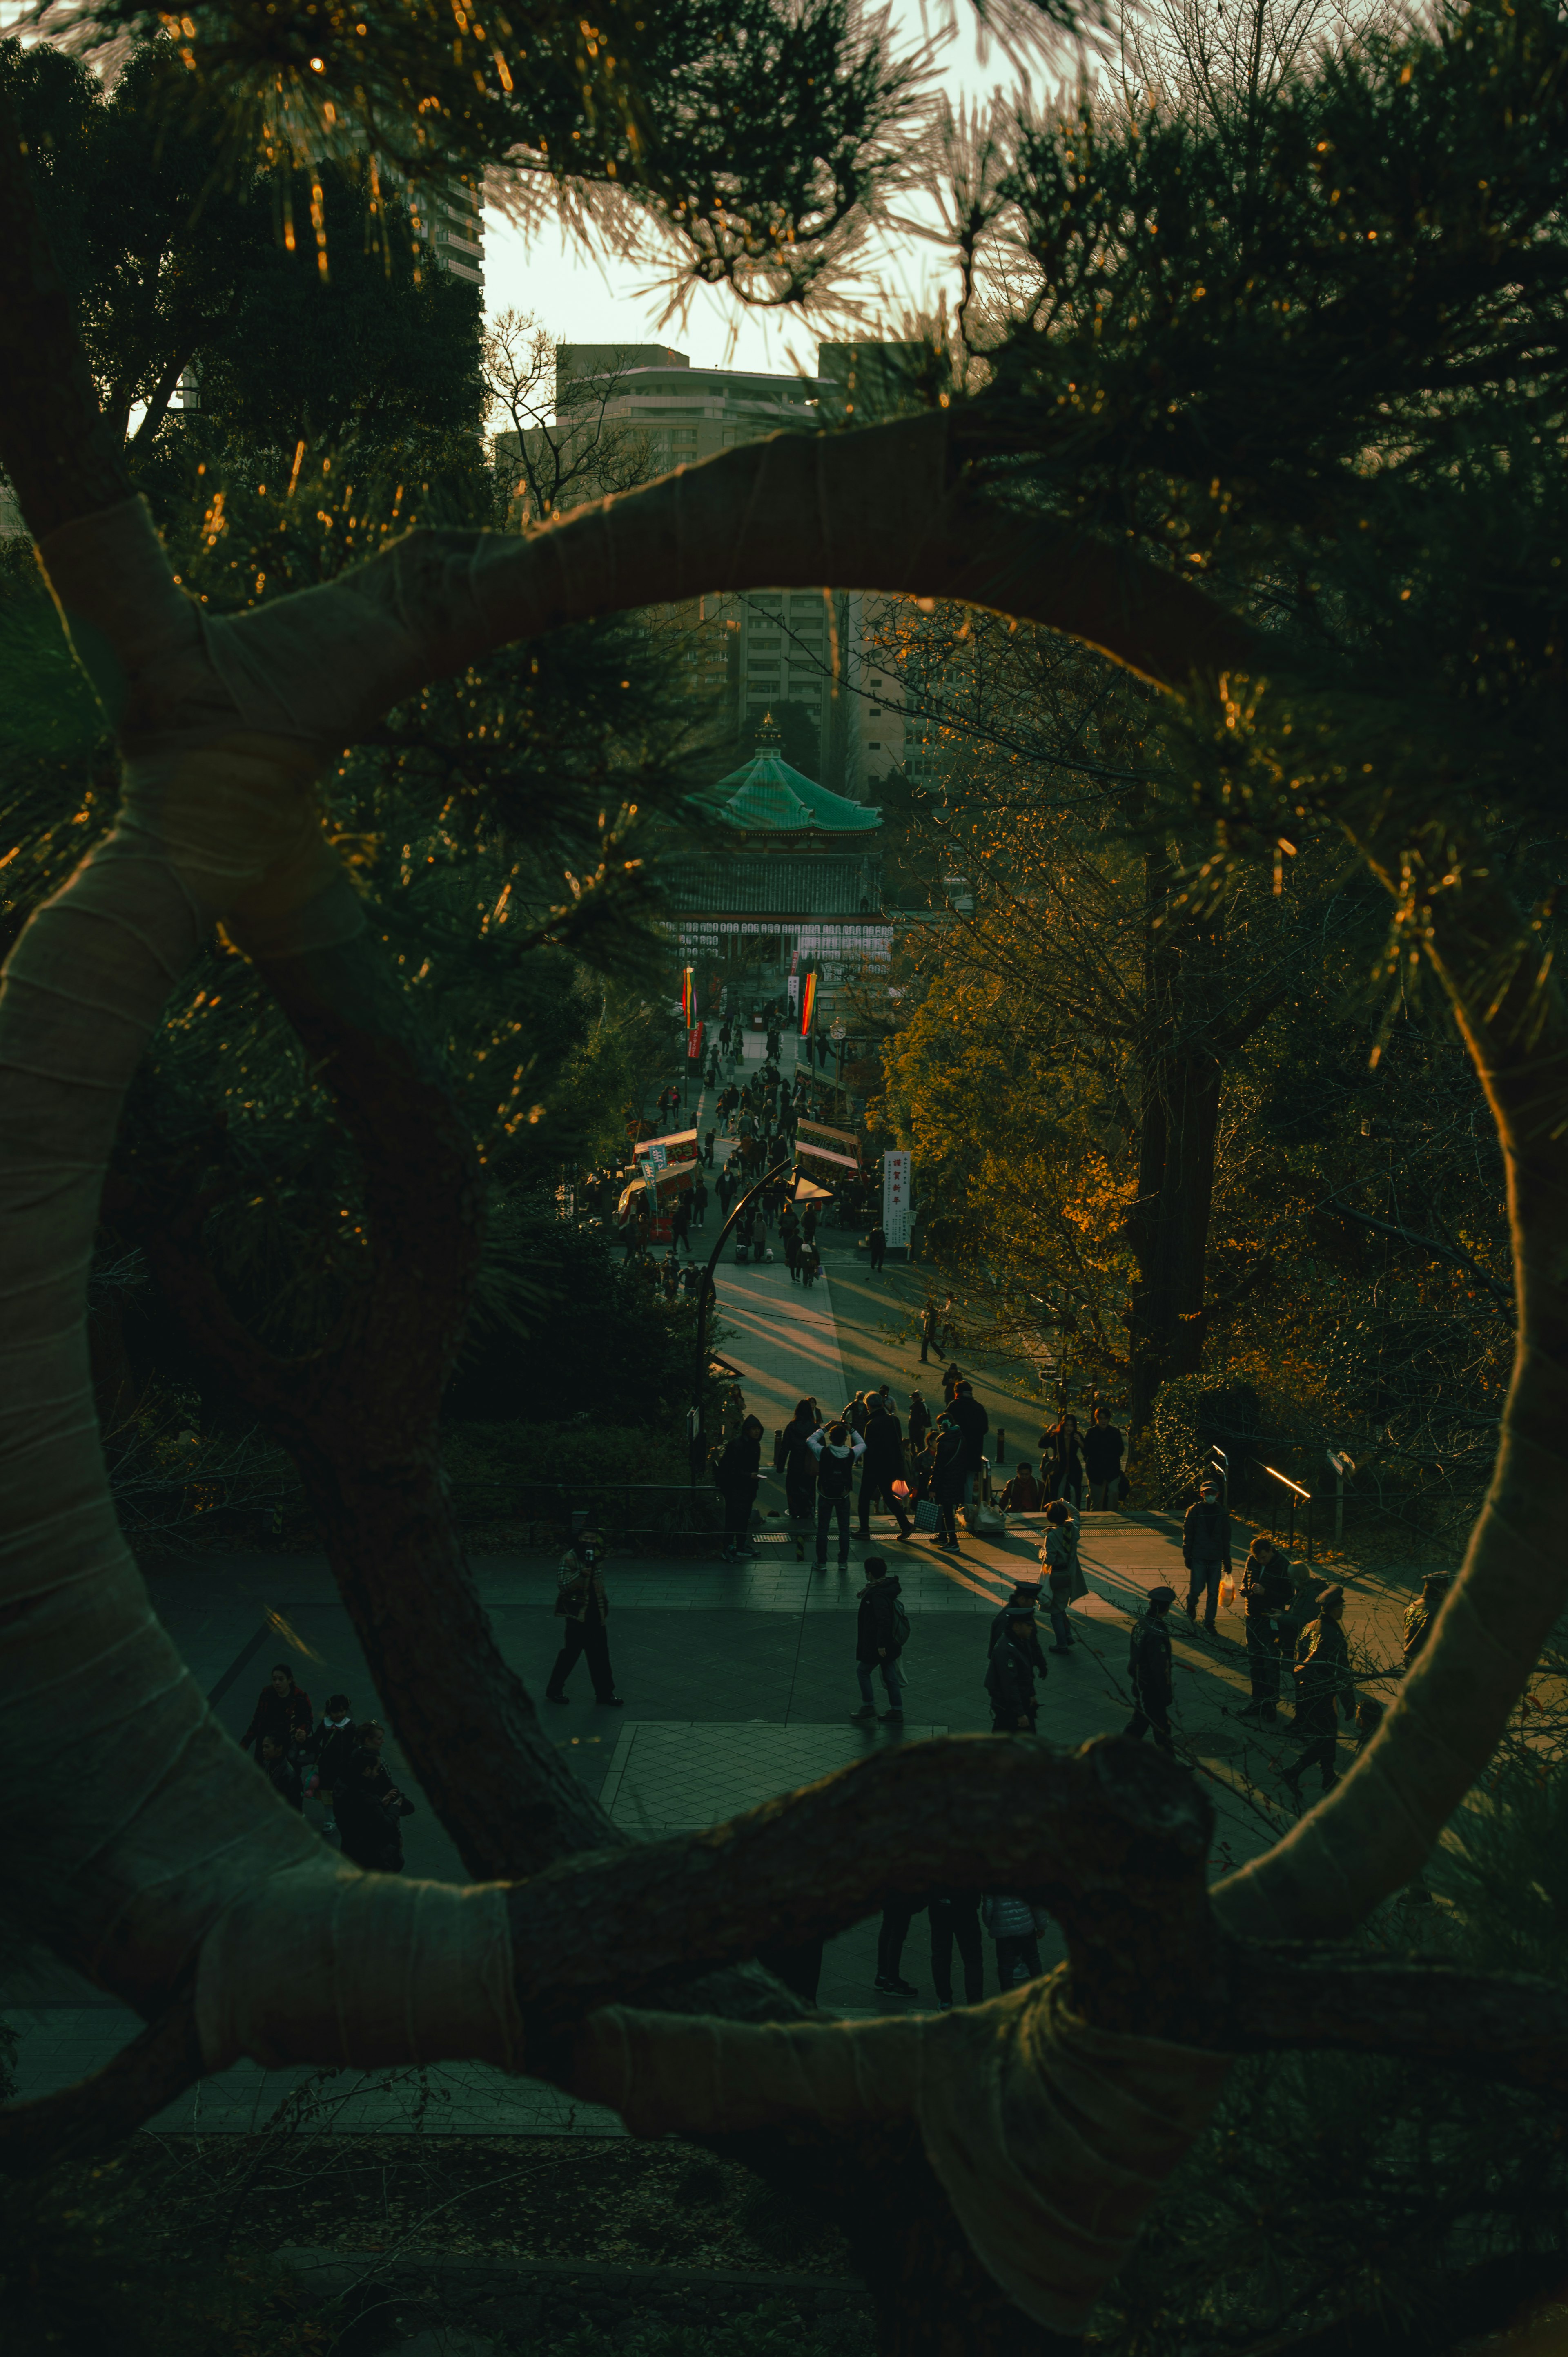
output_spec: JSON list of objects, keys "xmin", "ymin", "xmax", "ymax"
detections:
[{"xmin": 689, "ymin": 1160, "xmax": 829, "ymax": 1487}]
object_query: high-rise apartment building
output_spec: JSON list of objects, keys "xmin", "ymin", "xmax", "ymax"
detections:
[{"xmin": 414, "ymin": 178, "xmax": 485, "ymax": 286}]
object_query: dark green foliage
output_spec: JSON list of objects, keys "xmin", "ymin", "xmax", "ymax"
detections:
[
  {"xmin": 445, "ymin": 1214, "xmax": 697, "ymax": 1429},
  {"xmin": 0, "ymin": 2157, "xmax": 314, "ymax": 2357},
  {"xmin": 60, "ymin": 0, "xmax": 1001, "ymax": 312},
  {"xmin": 3, "ymin": 35, "xmax": 483, "ymax": 453}
]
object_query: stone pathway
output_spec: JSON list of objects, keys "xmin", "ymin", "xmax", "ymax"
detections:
[{"xmin": 4, "ymin": 1022, "xmax": 1419, "ymax": 2130}]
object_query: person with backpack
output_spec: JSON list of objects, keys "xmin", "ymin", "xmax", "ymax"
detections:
[
  {"xmin": 851, "ymin": 1555, "xmax": 908, "ymax": 1722},
  {"xmin": 545, "ymin": 1529, "xmax": 623, "ymax": 1706},
  {"xmin": 985, "ymin": 1598, "xmax": 1042, "ymax": 1731},
  {"xmin": 808, "ymin": 1418, "xmax": 865, "ymax": 1572},
  {"xmin": 715, "ymin": 1414, "xmax": 764, "ymax": 1559}
]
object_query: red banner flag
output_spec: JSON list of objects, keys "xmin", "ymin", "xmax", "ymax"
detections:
[{"xmin": 799, "ymin": 972, "xmax": 817, "ymax": 1035}]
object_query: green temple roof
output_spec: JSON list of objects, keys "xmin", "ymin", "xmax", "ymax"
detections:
[{"xmin": 706, "ymin": 722, "xmax": 881, "ymax": 836}]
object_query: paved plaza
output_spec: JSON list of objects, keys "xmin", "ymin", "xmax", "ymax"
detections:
[{"xmin": 4, "ymin": 1024, "xmax": 1433, "ymax": 2133}]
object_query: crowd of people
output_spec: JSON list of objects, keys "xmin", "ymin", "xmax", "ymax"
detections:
[{"xmin": 239, "ymin": 1665, "xmax": 416, "ymax": 1869}]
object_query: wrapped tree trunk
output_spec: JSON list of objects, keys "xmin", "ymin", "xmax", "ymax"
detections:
[{"xmin": 4, "ymin": 105, "xmax": 1568, "ymax": 2346}]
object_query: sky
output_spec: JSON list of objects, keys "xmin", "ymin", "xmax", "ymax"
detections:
[{"xmin": 479, "ymin": 2, "xmax": 1075, "ymax": 385}]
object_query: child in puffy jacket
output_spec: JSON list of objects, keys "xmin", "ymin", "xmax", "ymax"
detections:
[{"xmin": 982, "ymin": 1891, "xmax": 1047, "ymax": 1991}]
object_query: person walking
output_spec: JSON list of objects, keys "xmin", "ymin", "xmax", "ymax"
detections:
[
  {"xmin": 941, "ymin": 1362, "xmax": 963, "ymax": 1408},
  {"xmin": 692, "ymin": 1173, "xmax": 709, "ymax": 1229},
  {"xmin": 982, "ymin": 1892, "xmax": 1045, "ymax": 1991},
  {"xmin": 715, "ymin": 1415, "xmax": 764, "ymax": 1559},
  {"xmin": 240, "ymin": 1662, "xmax": 314, "ymax": 1756},
  {"xmin": 857, "ymin": 1394, "xmax": 912, "ymax": 1541},
  {"xmin": 867, "ymin": 1219, "xmax": 887, "ymax": 1273},
  {"xmin": 669, "ymin": 1193, "xmax": 694, "ymax": 1260},
  {"xmin": 851, "ymin": 1554, "xmax": 906, "ymax": 1721},
  {"xmin": 999, "ymin": 1460, "xmax": 1041, "ymax": 1512},
  {"xmin": 808, "ymin": 1418, "xmax": 864, "ymax": 1572},
  {"xmin": 874, "ymin": 1894, "xmax": 924, "ymax": 1998},
  {"xmin": 1081, "ymin": 1404, "xmax": 1125, "ymax": 1510},
  {"xmin": 1038, "ymin": 1499, "xmax": 1085, "ymax": 1653},
  {"xmin": 715, "ymin": 1162, "xmax": 736, "ymax": 1222},
  {"xmin": 1282, "ymin": 1585, "xmax": 1356, "ymax": 1804},
  {"xmin": 1041, "ymin": 1412, "xmax": 1088, "ymax": 1507},
  {"xmin": 304, "ymin": 1693, "xmax": 356, "ymax": 1838},
  {"xmin": 985, "ymin": 1595, "xmax": 1042, "ymax": 1730},
  {"xmin": 919, "ymin": 1300, "xmax": 942, "ymax": 1365},
  {"xmin": 1403, "ymin": 1571, "xmax": 1452, "ymax": 1666},
  {"xmin": 907, "ymin": 1388, "xmax": 931, "ymax": 1455},
  {"xmin": 928, "ymin": 1890, "xmax": 985, "ymax": 2010},
  {"xmin": 335, "ymin": 1721, "xmax": 416, "ymax": 1872},
  {"xmin": 801, "ymin": 1201, "xmax": 819, "ymax": 1255},
  {"xmin": 545, "ymin": 1528, "xmax": 623, "ymax": 1705},
  {"xmin": 929, "ymin": 1411, "xmax": 968, "ymax": 1551},
  {"xmin": 778, "ymin": 1202, "xmax": 801, "ymax": 1280},
  {"xmin": 1182, "ymin": 1478, "xmax": 1232, "ymax": 1635},
  {"xmin": 1238, "ymin": 1535, "xmax": 1293, "ymax": 1723},
  {"xmin": 1126, "ymin": 1585, "xmax": 1177, "ymax": 1752},
  {"xmin": 951, "ymin": 1379, "xmax": 990, "ymax": 1505}
]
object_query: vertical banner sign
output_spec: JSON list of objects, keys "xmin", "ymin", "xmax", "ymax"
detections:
[
  {"xmin": 786, "ymin": 973, "xmax": 800, "ymax": 1011},
  {"xmin": 682, "ymin": 967, "xmax": 695, "ymax": 1024},
  {"xmin": 799, "ymin": 972, "xmax": 818, "ymax": 1035},
  {"xmin": 882, "ymin": 1150, "xmax": 912, "ymax": 1250},
  {"xmin": 686, "ymin": 1022, "xmax": 704, "ymax": 1064}
]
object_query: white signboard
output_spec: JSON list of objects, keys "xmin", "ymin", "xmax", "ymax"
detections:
[
  {"xmin": 882, "ymin": 1150, "xmax": 912, "ymax": 1249},
  {"xmin": 787, "ymin": 972, "xmax": 800, "ymax": 1009}
]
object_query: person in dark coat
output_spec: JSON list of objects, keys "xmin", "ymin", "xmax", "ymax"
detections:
[
  {"xmin": 1238, "ymin": 1536, "xmax": 1293, "ymax": 1721},
  {"xmin": 920, "ymin": 1301, "xmax": 942, "ymax": 1364},
  {"xmin": 304, "ymin": 1693, "xmax": 356, "ymax": 1837},
  {"xmin": 867, "ymin": 1220, "xmax": 887, "ymax": 1273},
  {"xmin": 336, "ymin": 1721, "xmax": 416, "ymax": 1872},
  {"xmin": 950, "ymin": 1381, "xmax": 990, "ymax": 1503},
  {"xmin": 907, "ymin": 1389, "xmax": 931, "ymax": 1454},
  {"xmin": 988, "ymin": 1583, "xmax": 1049, "ymax": 1681},
  {"xmin": 851, "ymin": 1556, "xmax": 905, "ymax": 1721},
  {"xmin": 1081, "ymin": 1405, "xmax": 1125, "ymax": 1509},
  {"xmin": 1402, "ymin": 1572, "xmax": 1452, "ymax": 1667},
  {"xmin": 857, "ymin": 1399, "xmax": 912, "ymax": 1541},
  {"xmin": 1126, "ymin": 1585, "xmax": 1177, "ymax": 1752},
  {"xmin": 929, "ymin": 1412, "xmax": 968, "ymax": 1551},
  {"xmin": 240, "ymin": 1664, "xmax": 313, "ymax": 1755},
  {"xmin": 985, "ymin": 1601, "xmax": 1041, "ymax": 1731},
  {"xmin": 546, "ymin": 1530, "xmax": 622, "ymax": 1704},
  {"xmin": 928, "ymin": 1889, "xmax": 985, "ymax": 2009},
  {"xmin": 257, "ymin": 1731, "xmax": 304, "ymax": 1811},
  {"xmin": 778, "ymin": 1398, "xmax": 819, "ymax": 1547},
  {"xmin": 1000, "ymin": 1461, "xmax": 1042, "ymax": 1512},
  {"xmin": 715, "ymin": 1416, "xmax": 764, "ymax": 1559},
  {"xmin": 1283, "ymin": 1586, "xmax": 1356, "ymax": 1802},
  {"xmin": 778, "ymin": 1204, "xmax": 802, "ymax": 1280},
  {"xmin": 1182, "ymin": 1480, "xmax": 1232, "ymax": 1634}
]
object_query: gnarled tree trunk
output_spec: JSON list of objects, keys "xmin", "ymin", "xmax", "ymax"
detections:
[{"xmin": 4, "ymin": 91, "xmax": 1568, "ymax": 2352}]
